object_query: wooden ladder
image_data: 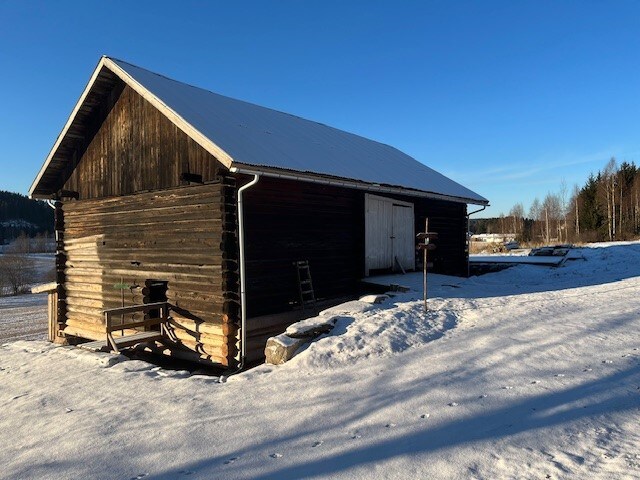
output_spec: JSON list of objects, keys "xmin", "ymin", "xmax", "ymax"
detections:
[{"xmin": 295, "ymin": 260, "xmax": 316, "ymax": 310}]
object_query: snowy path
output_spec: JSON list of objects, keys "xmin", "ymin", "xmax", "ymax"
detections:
[
  {"xmin": 0, "ymin": 293, "xmax": 47, "ymax": 342},
  {"xmin": 0, "ymin": 243, "xmax": 639, "ymax": 479}
]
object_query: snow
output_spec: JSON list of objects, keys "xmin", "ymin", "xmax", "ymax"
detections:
[
  {"xmin": 108, "ymin": 58, "xmax": 488, "ymax": 205},
  {"xmin": 284, "ymin": 316, "xmax": 339, "ymax": 338},
  {"xmin": 1, "ymin": 242, "xmax": 640, "ymax": 479},
  {"xmin": 0, "ymin": 293, "xmax": 47, "ymax": 342},
  {"xmin": 0, "ymin": 219, "xmax": 36, "ymax": 229},
  {"xmin": 470, "ymin": 254, "xmax": 566, "ymax": 265}
]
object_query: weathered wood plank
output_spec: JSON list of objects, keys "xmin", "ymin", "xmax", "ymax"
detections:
[{"xmin": 168, "ymin": 317, "xmax": 236, "ymax": 336}]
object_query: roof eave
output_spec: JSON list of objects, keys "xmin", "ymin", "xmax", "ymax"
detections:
[
  {"xmin": 230, "ymin": 163, "xmax": 490, "ymax": 206},
  {"xmin": 29, "ymin": 57, "xmax": 109, "ymax": 198}
]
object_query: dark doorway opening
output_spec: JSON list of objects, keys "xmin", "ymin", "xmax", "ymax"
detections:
[{"xmin": 145, "ymin": 279, "xmax": 168, "ymax": 327}]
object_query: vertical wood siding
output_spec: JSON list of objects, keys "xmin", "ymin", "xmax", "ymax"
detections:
[
  {"xmin": 63, "ymin": 85, "xmax": 221, "ymax": 199},
  {"xmin": 242, "ymin": 176, "xmax": 365, "ymax": 319},
  {"xmin": 241, "ymin": 177, "xmax": 468, "ymax": 360}
]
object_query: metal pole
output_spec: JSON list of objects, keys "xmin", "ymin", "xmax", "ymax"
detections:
[
  {"xmin": 235, "ymin": 173, "xmax": 260, "ymax": 371},
  {"xmin": 424, "ymin": 218, "xmax": 428, "ymax": 313}
]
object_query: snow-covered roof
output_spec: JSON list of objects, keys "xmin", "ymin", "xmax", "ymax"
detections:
[{"xmin": 30, "ymin": 56, "xmax": 488, "ymax": 205}]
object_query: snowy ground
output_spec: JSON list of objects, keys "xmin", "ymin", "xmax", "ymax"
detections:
[
  {"xmin": 0, "ymin": 293, "xmax": 47, "ymax": 342},
  {"xmin": 1, "ymin": 242, "xmax": 639, "ymax": 479},
  {"xmin": 0, "ymin": 253, "xmax": 52, "ymax": 340}
]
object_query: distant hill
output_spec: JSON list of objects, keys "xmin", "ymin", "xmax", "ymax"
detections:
[{"xmin": 0, "ymin": 191, "xmax": 54, "ymax": 245}]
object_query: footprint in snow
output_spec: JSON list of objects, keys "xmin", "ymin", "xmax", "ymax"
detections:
[
  {"xmin": 224, "ymin": 457, "xmax": 239, "ymax": 465},
  {"xmin": 270, "ymin": 453, "xmax": 283, "ymax": 459},
  {"xmin": 312, "ymin": 441, "xmax": 323, "ymax": 447}
]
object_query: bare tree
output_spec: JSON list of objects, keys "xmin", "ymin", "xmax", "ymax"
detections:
[
  {"xmin": 572, "ymin": 184, "xmax": 580, "ymax": 239},
  {"xmin": 529, "ymin": 198, "xmax": 542, "ymax": 242},
  {"xmin": 0, "ymin": 254, "xmax": 35, "ymax": 296},
  {"xmin": 509, "ymin": 203, "xmax": 524, "ymax": 237},
  {"xmin": 559, "ymin": 179, "xmax": 568, "ymax": 243},
  {"xmin": 34, "ymin": 233, "xmax": 46, "ymax": 253},
  {"xmin": 602, "ymin": 158, "xmax": 617, "ymax": 240},
  {"xmin": 9, "ymin": 232, "xmax": 31, "ymax": 254},
  {"xmin": 542, "ymin": 193, "xmax": 562, "ymax": 243}
]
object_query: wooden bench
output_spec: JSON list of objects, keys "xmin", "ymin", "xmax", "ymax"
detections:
[{"xmin": 101, "ymin": 302, "xmax": 171, "ymax": 354}]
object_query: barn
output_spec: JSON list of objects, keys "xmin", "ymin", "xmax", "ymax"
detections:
[{"xmin": 30, "ymin": 56, "xmax": 488, "ymax": 369}]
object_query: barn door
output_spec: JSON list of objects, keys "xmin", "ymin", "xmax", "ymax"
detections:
[
  {"xmin": 392, "ymin": 204, "xmax": 414, "ymax": 272},
  {"xmin": 365, "ymin": 194, "xmax": 415, "ymax": 275}
]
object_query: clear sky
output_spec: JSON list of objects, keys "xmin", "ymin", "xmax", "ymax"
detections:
[{"xmin": 1, "ymin": 0, "xmax": 639, "ymax": 217}]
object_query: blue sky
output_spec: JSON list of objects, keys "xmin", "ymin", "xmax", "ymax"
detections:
[{"xmin": 1, "ymin": 0, "xmax": 639, "ymax": 217}]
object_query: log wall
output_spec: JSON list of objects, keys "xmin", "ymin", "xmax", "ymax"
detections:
[{"xmin": 61, "ymin": 182, "xmax": 238, "ymax": 367}]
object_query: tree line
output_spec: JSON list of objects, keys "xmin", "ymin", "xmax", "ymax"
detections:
[
  {"xmin": 0, "ymin": 190, "xmax": 54, "ymax": 245},
  {"xmin": 473, "ymin": 158, "xmax": 640, "ymax": 244}
]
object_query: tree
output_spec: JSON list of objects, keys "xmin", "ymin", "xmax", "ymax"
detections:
[
  {"xmin": 572, "ymin": 184, "xmax": 580, "ymax": 240},
  {"xmin": 616, "ymin": 161, "xmax": 637, "ymax": 238},
  {"xmin": 601, "ymin": 158, "xmax": 617, "ymax": 241},
  {"xmin": 579, "ymin": 174, "xmax": 604, "ymax": 241},
  {"xmin": 542, "ymin": 193, "xmax": 562, "ymax": 243},
  {"xmin": 529, "ymin": 198, "xmax": 542, "ymax": 242},
  {"xmin": 559, "ymin": 179, "xmax": 568, "ymax": 242},
  {"xmin": 0, "ymin": 254, "xmax": 35, "ymax": 296},
  {"xmin": 11, "ymin": 231, "xmax": 30, "ymax": 254},
  {"xmin": 631, "ymin": 171, "xmax": 640, "ymax": 234},
  {"xmin": 509, "ymin": 203, "xmax": 524, "ymax": 238}
]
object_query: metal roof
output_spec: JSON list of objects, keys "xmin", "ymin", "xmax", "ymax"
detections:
[{"xmin": 31, "ymin": 56, "xmax": 488, "ymax": 205}]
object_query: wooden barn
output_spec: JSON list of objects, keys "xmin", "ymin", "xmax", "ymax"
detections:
[{"xmin": 30, "ymin": 56, "xmax": 488, "ymax": 369}]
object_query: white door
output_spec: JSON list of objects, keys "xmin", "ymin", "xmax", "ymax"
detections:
[
  {"xmin": 365, "ymin": 195, "xmax": 393, "ymax": 271},
  {"xmin": 365, "ymin": 194, "xmax": 415, "ymax": 275},
  {"xmin": 392, "ymin": 204, "xmax": 414, "ymax": 272}
]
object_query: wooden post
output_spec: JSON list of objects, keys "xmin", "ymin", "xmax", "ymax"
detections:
[
  {"xmin": 416, "ymin": 222, "xmax": 437, "ymax": 314},
  {"xmin": 32, "ymin": 282, "xmax": 61, "ymax": 343},
  {"xmin": 424, "ymin": 218, "xmax": 428, "ymax": 313},
  {"xmin": 53, "ymin": 201, "xmax": 67, "ymax": 331}
]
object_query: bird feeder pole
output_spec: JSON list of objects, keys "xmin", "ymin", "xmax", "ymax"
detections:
[{"xmin": 423, "ymin": 218, "xmax": 428, "ymax": 312}]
